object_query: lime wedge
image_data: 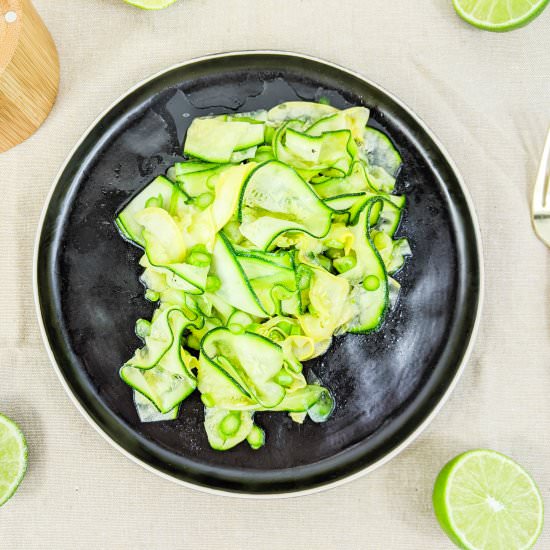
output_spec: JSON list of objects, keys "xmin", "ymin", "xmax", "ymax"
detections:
[
  {"xmin": 123, "ymin": 0, "xmax": 178, "ymax": 9},
  {"xmin": 0, "ymin": 414, "xmax": 28, "ymax": 507},
  {"xmin": 433, "ymin": 450, "xmax": 544, "ymax": 550},
  {"xmin": 453, "ymin": 0, "xmax": 549, "ymax": 31}
]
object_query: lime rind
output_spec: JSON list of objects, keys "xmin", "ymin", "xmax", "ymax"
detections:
[
  {"xmin": 123, "ymin": 0, "xmax": 178, "ymax": 10},
  {"xmin": 0, "ymin": 413, "xmax": 28, "ymax": 507},
  {"xmin": 452, "ymin": 0, "xmax": 550, "ymax": 31},
  {"xmin": 433, "ymin": 450, "xmax": 544, "ymax": 550}
]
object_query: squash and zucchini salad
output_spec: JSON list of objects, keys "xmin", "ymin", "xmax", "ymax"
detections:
[{"xmin": 115, "ymin": 101, "xmax": 411, "ymax": 451}]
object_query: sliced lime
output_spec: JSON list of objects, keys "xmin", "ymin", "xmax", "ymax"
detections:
[
  {"xmin": 453, "ymin": 0, "xmax": 549, "ymax": 31},
  {"xmin": 433, "ymin": 450, "xmax": 544, "ymax": 550},
  {"xmin": 123, "ymin": 0, "xmax": 178, "ymax": 10},
  {"xmin": 0, "ymin": 414, "xmax": 28, "ymax": 507}
]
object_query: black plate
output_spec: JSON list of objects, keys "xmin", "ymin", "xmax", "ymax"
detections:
[{"xmin": 35, "ymin": 52, "xmax": 482, "ymax": 496}]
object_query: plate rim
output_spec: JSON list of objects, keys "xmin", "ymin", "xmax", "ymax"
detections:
[{"xmin": 33, "ymin": 49, "xmax": 485, "ymax": 499}]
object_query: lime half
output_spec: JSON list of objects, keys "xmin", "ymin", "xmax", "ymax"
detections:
[
  {"xmin": 0, "ymin": 414, "xmax": 28, "ymax": 507},
  {"xmin": 123, "ymin": 0, "xmax": 178, "ymax": 9},
  {"xmin": 433, "ymin": 450, "xmax": 544, "ymax": 550},
  {"xmin": 453, "ymin": 0, "xmax": 550, "ymax": 31}
]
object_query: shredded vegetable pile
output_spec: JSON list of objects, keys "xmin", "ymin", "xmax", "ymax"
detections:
[{"xmin": 115, "ymin": 101, "xmax": 411, "ymax": 451}]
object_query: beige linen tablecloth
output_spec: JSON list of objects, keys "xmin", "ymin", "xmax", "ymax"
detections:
[{"xmin": 1, "ymin": 1, "xmax": 549, "ymax": 548}]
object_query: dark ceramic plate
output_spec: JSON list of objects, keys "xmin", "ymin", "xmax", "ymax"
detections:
[{"xmin": 35, "ymin": 51, "xmax": 482, "ymax": 497}]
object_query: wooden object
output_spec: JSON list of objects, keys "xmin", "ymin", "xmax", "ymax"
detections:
[{"xmin": 0, "ymin": 0, "xmax": 59, "ymax": 152}]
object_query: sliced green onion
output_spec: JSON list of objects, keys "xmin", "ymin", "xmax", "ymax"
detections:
[
  {"xmin": 190, "ymin": 243, "xmax": 208, "ymax": 254},
  {"xmin": 268, "ymin": 328, "xmax": 286, "ymax": 342},
  {"xmin": 206, "ymin": 275, "xmax": 221, "ymax": 292},
  {"xmin": 188, "ymin": 254, "xmax": 211, "ymax": 269},
  {"xmin": 188, "ymin": 252, "xmax": 211, "ymax": 266},
  {"xmin": 186, "ymin": 244, "xmax": 212, "ymax": 267},
  {"xmin": 333, "ymin": 255, "xmax": 356, "ymax": 273},
  {"xmin": 247, "ymin": 425, "xmax": 265, "ymax": 450},
  {"xmin": 363, "ymin": 274, "xmax": 380, "ymax": 291},
  {"xmin": 274, "ymin": 370, "xmax": 294, "ymax": 387},
  {"xmin": 324, "ymin": 238, "xmax": 344, "ymax": 250},
  {"xmin": 135, "ymin": 318, "xmax": 151, "ymax": 340},
  {"xmin": 308, "ymin": 390, "xmax": 334, "ymax": 423},
  {"xmin": 223, "ymin": 220, "xmax": 243, "ymax": 244},
  {"xmin": 144, "ymin": 289, "xmax": 160, "ymax": 302},
  {"xmin": 220, "ymin": 412, "xmax": 241, "ymax": 436}
]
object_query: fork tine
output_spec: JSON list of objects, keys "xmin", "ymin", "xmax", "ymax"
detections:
[{"xmin": 532, "ymin": 127, "xmax": 550, "ymax": 211}]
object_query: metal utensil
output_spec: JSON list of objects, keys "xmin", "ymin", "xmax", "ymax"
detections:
[{"xmin": 532, "ymin": 128, "xmax": 550, "ymax": 247}]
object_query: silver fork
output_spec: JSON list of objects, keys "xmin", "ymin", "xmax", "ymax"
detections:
[{"xmin": 532, "ymin": 127, "xmax": 550, "ymax": 247}]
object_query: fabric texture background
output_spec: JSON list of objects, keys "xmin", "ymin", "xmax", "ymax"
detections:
[{"xmin": 1, "ymin": 0, "xmax": 549, "ymax": 548}]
